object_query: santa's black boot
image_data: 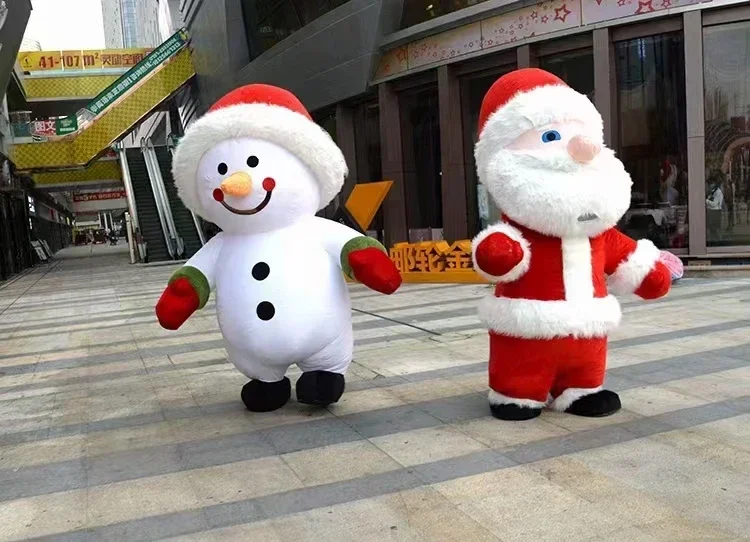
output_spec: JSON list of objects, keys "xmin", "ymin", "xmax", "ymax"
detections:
[
  {"xmin": 296, "ymin": 371, "xmax": 345, "ymax": 406},
  {"xmin": 565, "ymin": 390, "xmax": 621, "ymax": 417},
  {"xmin": 241, "ymin": 377, "xmax": 291, "ymax": 412},
  {"xmin": 490, "ymin": 403, "xmax": 542, "ymax": 421}
]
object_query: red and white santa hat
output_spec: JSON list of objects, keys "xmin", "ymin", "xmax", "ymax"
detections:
[
  {"xmin": 173, "ymin": 84, "xmax": 347, "ymax": 212},
  {"xmin": 475, "ymin": 68, "xmax": 603, "ymax": 166}
]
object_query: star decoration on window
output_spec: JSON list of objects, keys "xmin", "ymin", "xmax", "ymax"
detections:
[
  {"xmin": 554, "ymin": 4, "xmax": 571, "ymax": 22},
  {"xmin": 634, "ymin": 0, "xmax": 655, "ymax": 13},
  {"xmin": 617, "ymin": 0, "xmax": 627, "ymax": 5},
  {"xmin": 541, "ymin": 14, "xmax": 549, "ymax": 22},
  {"xmin": 661, "ymin": 0, "xmax": 671, "ymax": 7},
  {"xmin": 531, "ymin": 10, "xmax": 539, "ymax": 18}
]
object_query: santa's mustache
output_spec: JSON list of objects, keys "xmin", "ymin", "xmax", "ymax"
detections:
[{"xmin": 494, "ymin": 148, "xmax": 623, "ymax": 175}]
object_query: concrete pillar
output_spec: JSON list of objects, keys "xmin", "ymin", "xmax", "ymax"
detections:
[
  {"xmin": 593, "ymin": 28, "xmax": 618, "ymax": 149},
  {"xmin": 378, "ymin": 82, "xmax": 408, "ymax": 247},
  {"xmin": 335, "ymin": 102, "xmax": 357, "ymax": 204},
  {"xmin": 684, "ymin": 11, "xmax": 706, "ymax": 255}
]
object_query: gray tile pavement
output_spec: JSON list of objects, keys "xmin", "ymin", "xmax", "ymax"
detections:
[{"xmin": 0, "ymin": 246, "xmax": 749, "ymax": 540}]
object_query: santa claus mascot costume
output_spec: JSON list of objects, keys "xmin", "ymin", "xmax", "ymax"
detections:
[
  {"xmin": 155, "ymin": 84, "xmax": 402, "ymax": 412},
  {"xmin": 472, "ymin": 68, "xmax": 671, "ymax": 421}
]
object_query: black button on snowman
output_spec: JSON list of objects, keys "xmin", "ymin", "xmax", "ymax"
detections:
[{"xmin": 252, "ymin": 262, "xmax": 274, "ymax": 320}]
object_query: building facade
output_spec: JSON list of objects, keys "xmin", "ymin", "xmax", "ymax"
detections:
[
  {"xmin": 181, "ymin": 0, "xmax": 750, "ymax": 258},
  {"xmin": 101, "ymin": 0, "xmax": 125, "ymax": 48},
  {"xmin": 101, "ymin": 0, "xmax": 161, "ymax": 49}
]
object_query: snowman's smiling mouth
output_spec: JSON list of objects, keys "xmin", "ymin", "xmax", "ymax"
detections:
[{"xmin": 212, "ymin": 178, "xmax": 275, "ymax": 216}]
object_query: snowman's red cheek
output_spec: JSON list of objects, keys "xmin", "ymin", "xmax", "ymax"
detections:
[
  {"xmin": 212, "ymin": 189, "xmax": 224, "ymax": 202},
  {"xmin": 262, "ymin": 177, "xmax": 276, "ymax": 192}
]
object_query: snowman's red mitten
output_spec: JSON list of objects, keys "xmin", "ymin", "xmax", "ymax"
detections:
[
  {"xmin": 634, "ymin": 261, "xmax": 671, "ymax": 300},
  {"xmin": 155, "ymin": 266, "xmax": 210, "ymax": 330},
  {"xmin": 473, "ymin": 232, "xmax": 524, "ymax": 277},
  {"xmin": 342, "ymin": 238, "xmax": 402, "ymax": 295}
]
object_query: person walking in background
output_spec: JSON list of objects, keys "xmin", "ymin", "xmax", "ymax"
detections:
[
  {"xmin": 706, "ymin": 170, "xmax": 725, "ymax": 243},
  {"xmin": 660, "ymin": 160, "xmax": 679, "ymax": 206}
]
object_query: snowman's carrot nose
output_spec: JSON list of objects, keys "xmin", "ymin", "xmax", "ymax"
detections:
[{"xmin": 220, "ymin": 172, "xmax": 252, "ymax": 197}]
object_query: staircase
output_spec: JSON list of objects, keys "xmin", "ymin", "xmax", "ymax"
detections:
[
  {"xmin": 126, "ymin": 148, "xmax": 170, "ymax": 263},
  {"xmin": 153, "ymin": 146, "xmax": 202, "ymax": 259}
]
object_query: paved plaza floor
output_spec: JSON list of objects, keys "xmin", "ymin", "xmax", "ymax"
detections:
[{"xmin": 0, "ymin": 245, "xmax": 749, "ymax": 541}]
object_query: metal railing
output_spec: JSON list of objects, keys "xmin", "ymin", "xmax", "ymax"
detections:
[{"xmin": 141, "ymin": 137, "xmax": 183, "ymax": 259}]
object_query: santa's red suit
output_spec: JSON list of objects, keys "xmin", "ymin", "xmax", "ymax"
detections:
[{"xmin": 472, "ymin": 68, "xmax": 671, "ymax": 420}]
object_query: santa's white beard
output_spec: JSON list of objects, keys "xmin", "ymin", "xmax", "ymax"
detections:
[{"xmin": 480, "ymin": 147, "xmax": 632, "ymax": 238}]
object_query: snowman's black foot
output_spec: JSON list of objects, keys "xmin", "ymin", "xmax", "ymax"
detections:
[
  {"xmin": 241, "ymin": 377, "xmax": 291, "ymax": 412},
  {"xmin": 296, "ymin": 371, "xmax": 345, "ymax": 406},
  {"xmin": 565, "ymin": 389, "xmax": 621, "ymax": 417}
]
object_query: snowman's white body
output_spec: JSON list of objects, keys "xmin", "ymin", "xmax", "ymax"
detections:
[{"xmin": 186, "ymin": 215, "xmax": 359, "ymax": 382}]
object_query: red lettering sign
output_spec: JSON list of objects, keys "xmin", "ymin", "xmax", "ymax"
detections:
[{"xmin": 73, "ymin": 190, "xmax": 126, "ymax": 202}]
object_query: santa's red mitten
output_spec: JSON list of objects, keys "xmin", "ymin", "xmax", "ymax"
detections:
[
  {"xmin": 634, "ymin": 261, "xmax": 671, "ymax": 300},
  {"xmin": 342, "ymin": 238, "xmax": 402, "ymax": 295},
  {"xmin": 155, "ymin": 266, "xmax": 210, "ymax": 330},
  {"xmin": 474, "ymin": 232, "xmax": 524, "ymax": 277}
]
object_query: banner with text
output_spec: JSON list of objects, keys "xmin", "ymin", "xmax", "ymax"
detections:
[
  {"xmin": 85, "ymin": 29, "xmax": 189, "ymax": 116},
  {"xmin": 18, "ymin": 48, "xmax": 153, "ymax": 72}
]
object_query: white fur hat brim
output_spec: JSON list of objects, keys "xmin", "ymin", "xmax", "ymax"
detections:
[
  {"xmin": 172, "ymin": 103, "xmax": 347, "ymax": 213},
  {"xmin": 475, "ymin": 85, "xmax": 603, "ymax": 175}
]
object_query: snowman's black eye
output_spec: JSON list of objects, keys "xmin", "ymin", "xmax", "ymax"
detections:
[
  {"xmin": 217, "ymin": 163, "xmax": 228, "ymax": 175},
  {"xmin": 247, "ymin": 156, "xmax": 259, "ymax": 168}
]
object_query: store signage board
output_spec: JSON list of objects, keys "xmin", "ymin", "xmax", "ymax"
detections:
[
  {"xmin": 73, "ymin": 190, "xmax": 126, "ymax": 202},
  {"xmin": 85, "ymin": 29, "xmax": 188, "ymax": 116},
  {"xmin": 55, "ymin": 116, "xmax": 78, "ymax": 135},
  {"xmin": 31, "ymin": 241, "xmax": 48, "ymax": 262},
  {"xmin": 18, "ymin": 47, "xmax": 152, "ymax": 72},
  {"xmin": 39, "ymin": 240, "xmax": 53, "ymax": 257}
]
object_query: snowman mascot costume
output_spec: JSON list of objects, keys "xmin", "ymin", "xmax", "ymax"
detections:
[
  {"xmin": 472, "ymin": 69, "xmax": 672, "ymax": 421},
  {"xmin": 156, "ymin": 84, "xmax": 402, "ymax": 412}
]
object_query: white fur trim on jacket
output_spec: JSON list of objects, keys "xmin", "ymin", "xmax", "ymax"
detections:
[
  {"xmin": 607, "ymin": 239, "xmax": 661, "ymax": 296},
  {"xmin": 471, "ymin": 223, "xmax": 531, "ymax": 283},
  {"xmin": 475, "ymin": 84, "xmax": 603, "ymax": 171},
  {"xmin": 488, "ymin": 389, "xmax": 546, "ymax": 409},
  {"xmin": 478, "ymin": 295, "xmax": 621, "ymax": 339},
  {"xmin": 549, "ymin": 386, "xmax": 603, "ymax": 412},
  {"xmin": 172, "ymin": 103, "xmax": 347, "ymax": 213}
]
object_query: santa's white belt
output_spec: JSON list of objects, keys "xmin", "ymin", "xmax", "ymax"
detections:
[{"xmin": 478, "ymin": 294, "xmax": 622, "ymax": 339}]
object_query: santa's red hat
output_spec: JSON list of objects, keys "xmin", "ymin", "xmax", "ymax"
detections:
[
  {"xmin": 173, "ymin": 84, "xmax": 346, "ymax": 213},
  {"xmin": 475, "ymin": 68, "xmax": 603, "ymax": 162}
]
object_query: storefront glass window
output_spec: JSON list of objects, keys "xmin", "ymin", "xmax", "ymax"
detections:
[
  {"xmin": 615, "ymin": 32, "xmax": 688, "ymax": 250},
  {"xmin": 400, "ymin": 86, "xmax": 443, "ymax": 240},
  {"xmin": 540, "ymin": 48, "xmax": 594, "ymax": 101},
  {"xmin": 703, "ymin": 21, "xmax": 750, "ymax": 247},
  {"xmin": 401, "ymin": 0, "xmax": 490, "ymax": 29}
]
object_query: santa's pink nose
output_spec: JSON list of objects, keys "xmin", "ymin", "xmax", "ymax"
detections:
[{"xmin": 567, "ymin": 136, "xmax": 601, "ymax": 163}]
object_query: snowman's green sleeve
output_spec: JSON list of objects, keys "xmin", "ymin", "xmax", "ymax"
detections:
[
  {"xmin": 310, "ymin": 216, "xmax": 387, "ymax": 277},
  {"xmin": 168, "ymin": 233, "xmax": 224, "ymax": 309}
]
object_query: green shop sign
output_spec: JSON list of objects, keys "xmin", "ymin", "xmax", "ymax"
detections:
[
  {"xmin": 84, "ymin": 28, "xmax": 189, "ymax": 117},
  {"xmin": 55, "ymin": 116, "xmax": 78, "ymax": 135}
]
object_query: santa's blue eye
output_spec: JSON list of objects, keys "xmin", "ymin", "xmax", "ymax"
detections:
[{"xmin": 541, "ymin": 130, "xmax": 561, "ymax": 143}]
